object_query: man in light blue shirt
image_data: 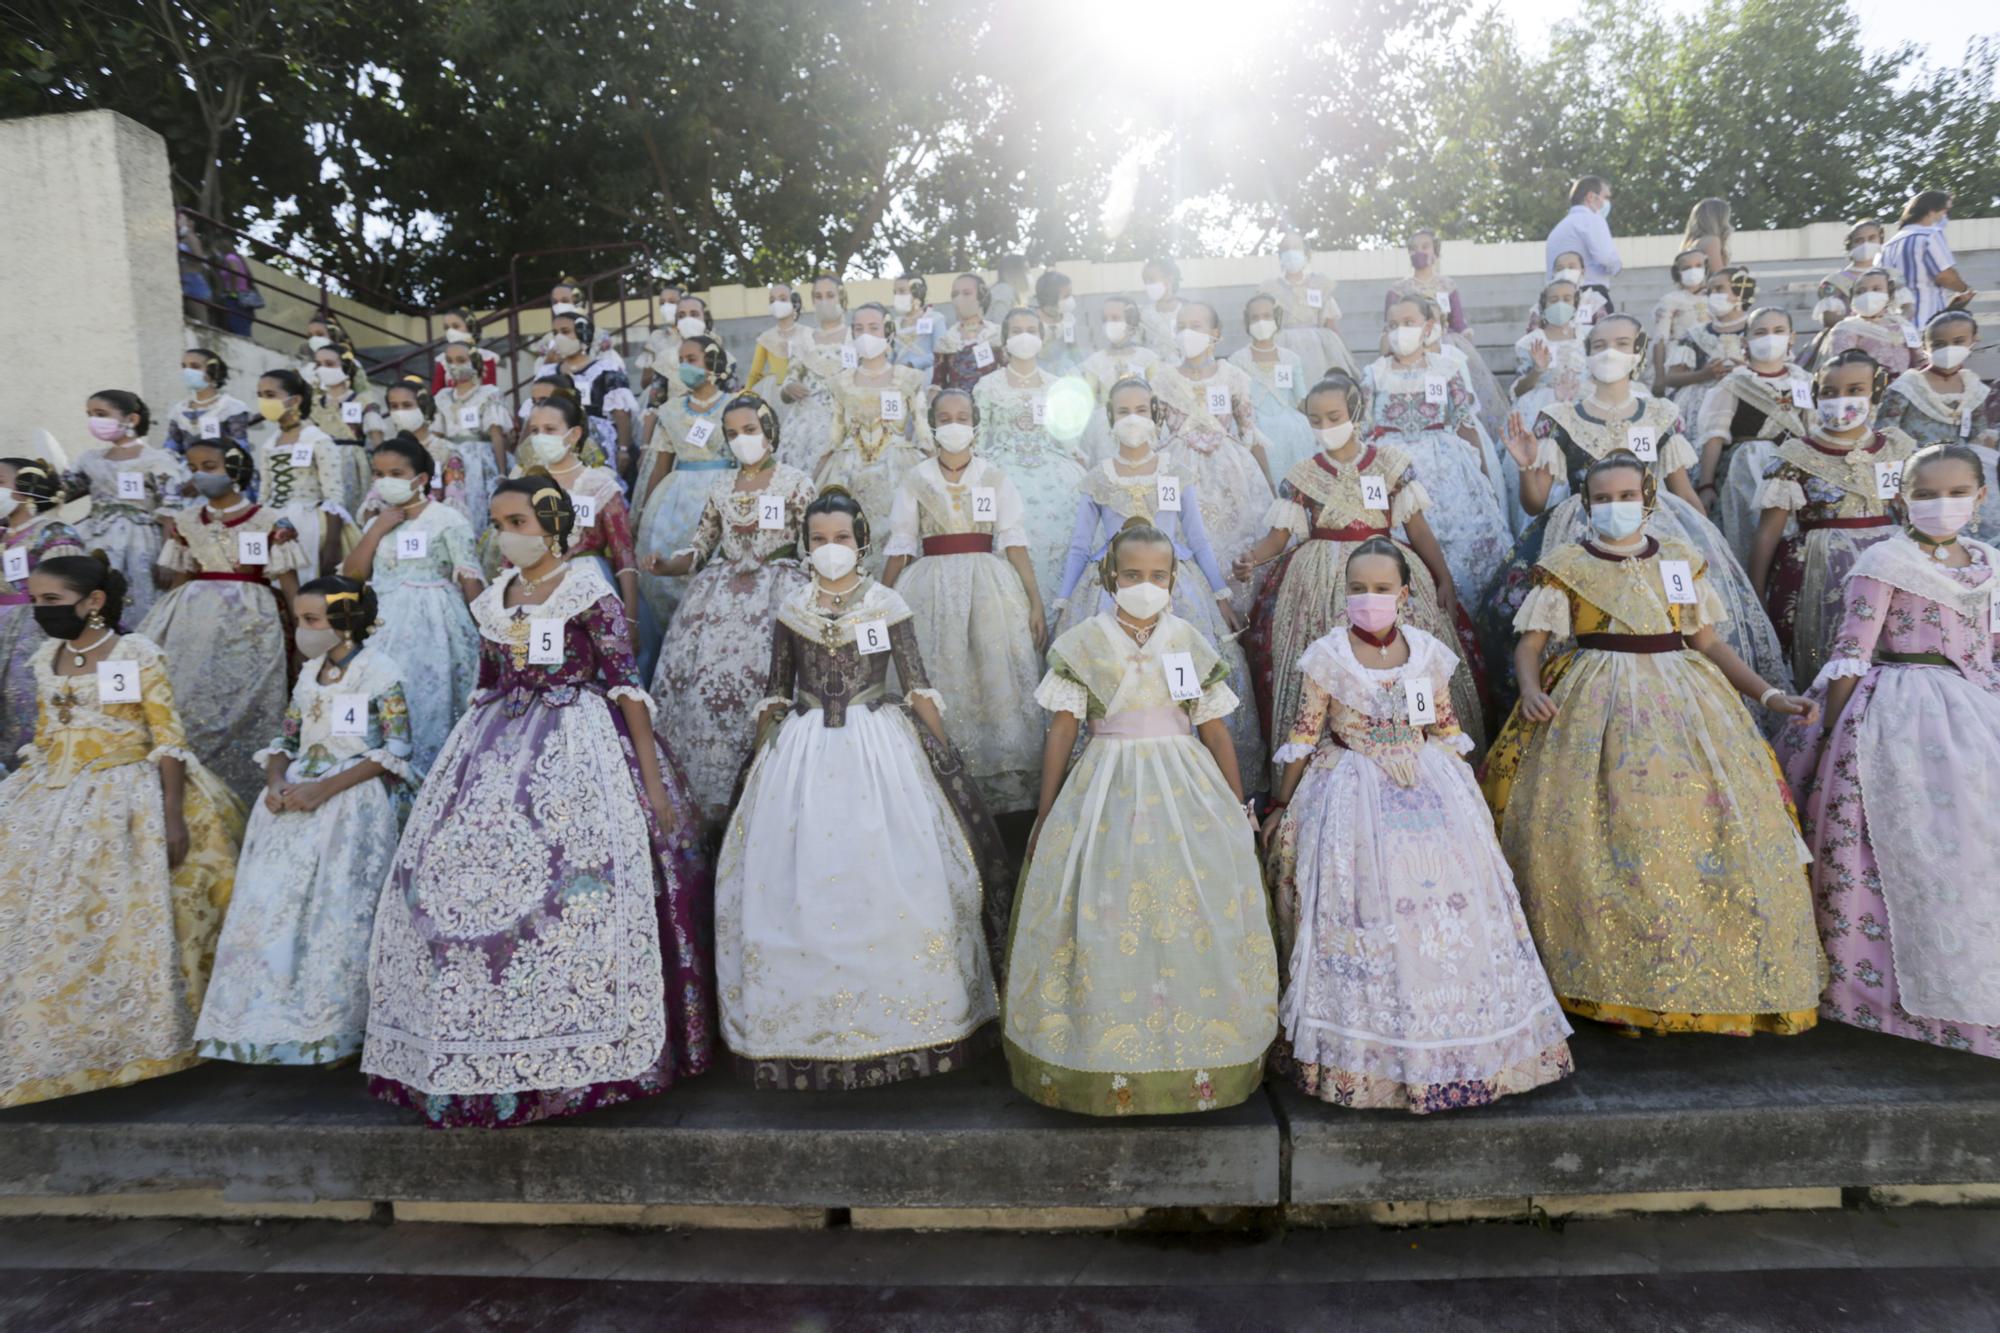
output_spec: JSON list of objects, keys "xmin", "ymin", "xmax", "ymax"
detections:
[
  {"xmin": 1882, "ymin": 189, "xmax": 1975, "ymax": 327},
  {"xmin": 1545, "ymin": 176, "xmax": 1622, "ymax": 282}
]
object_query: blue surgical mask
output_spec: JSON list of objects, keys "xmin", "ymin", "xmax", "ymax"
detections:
[
  {"xmin": 1279, "ymin": 248, "xmax": 1307, "ymax": 273},
  {"xmin": 1589, "ymin": 500, "xmax": 1645, "ymax": 541},
  {"xmin": 677, "ymin": 363, "xmax": 707, "ymax": 388},
  {"xmin": 181, "ymin": 366, "xmax": 209, "ymax": 390},
  {"xmin": 1542, "ymin": 301, "xmax": 1576, "ymax": 327},
  {"xmin": 1599, "ymin": 198, "xmax": 1613, "ymax": 219}
]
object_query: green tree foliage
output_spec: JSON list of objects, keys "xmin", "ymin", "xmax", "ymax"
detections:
[{"xmin": 1, "ymin": 0, "xmax": 1994, "ymax": 306}]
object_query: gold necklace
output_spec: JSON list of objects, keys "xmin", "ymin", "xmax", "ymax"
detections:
[{"xmin": 516, "ymin": 561, "xmax": 563, "ymax": 592}]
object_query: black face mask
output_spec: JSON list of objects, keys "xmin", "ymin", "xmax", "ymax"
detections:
[{"xmin": 33, "ymin": 602, "xmax": 89, "ymax": 640}]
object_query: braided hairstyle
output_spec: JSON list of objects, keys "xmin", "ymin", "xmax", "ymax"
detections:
[
  {"xmin": 1816, "ymin": 347, "xmax": 1890, "ymax": 401},
  {"xmin": 802, "ymin": 485, "xmax": 870, "ymax": 556},
  {"xmin": 183, "ymin": 347, "xmax": 229, "ymax": 390},
  {"xmin": 387, "ymin": 375, "xmax": 435, "ymax": 420},
  {"xmin": 183, "ymin": 438, "xmax": 257, "ymax": 494},
  {"xmin": 723, "ymin": 393, "xmax": 782, "ymax": 454},
  {"xmin": 494, "ymin": 475, "xmax": 577, "ymax": 556},
  {"xmin": 88, "ymin": 389, "xmax": 151, "ymax": 438},
  {"xmin": 260, "ymin": 368, "xmax": 310, "ymax": 423},
  {"xmin": 1304, "ymin": 372, "xmax": 1364, "ymax": 424},
  {"xmin": 1104, "ymin": 375, "xmax": 1165, "ymax": 428},
  {"xmin": 680, "ymin": 333, "xmax": 736, "ymax": 390},
  {"xmin": 927, "ymin": 386, "xmax": 979, "ymax": 430},
  {"xmin": 300, "ymin": 574, "xmax": 378, "ymax": 646},
  {"xmin": 1906, "ymin": 443, "xmax": 1987, "ymax": 491},
  {"xmin": 1098, "ymin": 516, "xmax": 1175, "ymax": 595},
  {"xmin": 36, "ymin": 552, "xmax": 129, "ymax": 631},
  {"xmin": 373, "ymin": 433, "xmax": 434, "ymax": 488},
  {"xmin": 1344, "ymin": 534, "xmax": 1412, "ymax": 587},
  {"xmin": 1, "ymin": 458, "xmax": 64, "ymax": 511},
  {"xmin": 1583, "ymin": 449, "xmax": 1658, "ymax": 514},
  {"xmin": 1243, "ymin": 290, "xmax": 1285, "ymax": 334}
]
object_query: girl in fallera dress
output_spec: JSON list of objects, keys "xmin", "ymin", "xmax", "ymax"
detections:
[
  {"xmin": 1226, "ymin": 292, "xmax": 1315, "ymax": 481},
  {"xmin": 1364, "ymin": 296, "xmax": 1511, "ymax": 603},
  {"xmin": 0, "ymin": 459, "xmax": 88, "ymax": 764},
  {"xmin": 250, "ymin": 368, "xmax": 347, "ymax": 578},
  {"xmin": 1507, "ymin": 280, "xmax": 1590, "ymax": 536},
  {"xmin": 1751, "ymin": 350, "xmax": 1918, "ymax": 689},
  {"xmin": 141, "ymin": 439, "xmax": 308, "ymax": 803},
  {"xmin": 1805, "ymin": 220, "xmax": 1886, "ymax": 367},
  {"xmin": 1877, "ymin": 313, "xmax": 2000, "ymax": 539},
  {"xmin": 69, "ymin": 390, "xmax": 187, "ymax": 626},
  {"xmin": 1774, "ymin": 446, "xmax": 2000, "ymax": 1057},
  {"xmin": 430, "ymin": 345, "xmax": 511, "ymax": 524},
  {"xmin": 1695, "ymin": 307, "xmax": 1812, "ymax": 563},
  {"xmin": 891, "ymin": 275, "xmax": 937, "ymax": 376},
  {"xmin": 380, "ymin": 377, "xmax": 467, "ymax": 515},
  {"xmin": 1055, "ymin": 378, "xmax": 1266, "ymax": 790},
  {"xmin": 931, "ymin": 272, "xmax": 1004, "ymax": 396},
  {"xmin": 779, "ymin": 274, "xmax": 854, "ymax": 472},
  {"xmin": 972, "ymin": 306, "xmax": 1086, "ymax": 601},
  {"xmin": 1006, "ymin": 520, "xmax": 1278, "ymax": 1114},
  {"xmin": 882, "ymin": 388, "xmax": 1047, "ymax": 815},
  {"xmin": 745, "ymin": 282, "xmax": 804, "ymax": 406},
  {"xmin": 1384, "ymin": 229, "xmax": 1507, "ymax": 439},
  {"xmin": 1482, "ymin": 452, "xmax": 1825, "ymax": 1036},
  {"xmin": 362, "ymin": 477, "xmax": 711, "ymax": 1128},
  {"xmin": 1154, "ymin": 300, "xmax": 1275, "ymax": 587},
  {"xmin": 1264, "ymin": 539, "xmax": 1571, "ymax": 1113},
  {"xmin": 1648, "ymin": 248, "xmax": 1712, "ymax": 393},
  {"xmin": 636, "ymin": 333, "xmax": 737, "ymax": 628},
  {"xmin": 715, "ymin": 490, "xmax": 1011, "ymax": 1090},
  {"xmin": 1032, "ymin": 269, "xmax": 1082, "ymax": 377},
  {"xmin": 1237, "ymin": 371, "xmax": 1484, "ymax": 758},
  {"xmin": 163, "ymin": 347, "xmax": 252, "ymax": 455},
  {"xmin": 1, "ymin": 555, "xmax": 240, "ymax": 1107},
  {"xmin": 645, "ymin": 394, "xmax": 816, "ymax": 827},
  {"xmin": 303, "ymin": 340, "xmax": 381, "ymax": 519},
  {"xmin": 541, "ymin": 308, "xmax": 637, "ymax": 476},
  {"xmin": 428, "ymin": 310, "xmax": 500, "ymax": 395},
  {"xmin": 1136, "ymin": 256, "xmax": 1186, "ymax": 359},
  {"xmin": 1268, "ymin": 230, "xmax": 1359, "ymax": 383},
  {"xmin": 1825, "ymin": 268, "xmax": 1922, "ymax": 378},
  {"xmin": 1662, "ymin": 265, "xmax": 1754, "ymax": 431},
  {"xmin": 1482, "ymin": 314, "xmax": 1792, "ymax": 715},
  {"xmin": 194, "ymin": 577, "xmax": 414, "ymax": 1066},
  {"xmin": 822, "ymin": 302, "xmax": 933, "ymax": 579},
  {"xmin": 1078, "ymin": 296, "xmax": 1161, "ymax": 464},
  {"xmin": 342, "ymin": 435, "xmax": 483, "ymax": 775}
]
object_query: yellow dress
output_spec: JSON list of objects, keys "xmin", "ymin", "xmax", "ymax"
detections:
[
  {"xmin": 1480, "ymin": 536, "xmax": 1824, "ymax": 1035},
  {"xmin": 0, "ymin": 634, "xmax": 244, "ymax": 1107}
]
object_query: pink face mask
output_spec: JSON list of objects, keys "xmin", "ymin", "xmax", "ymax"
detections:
[
  {"xmin": 86, "ymin": 417, "xmax": 125, "ymax": 443},
  {"xmin": 1348, "ymin": 592, "xmax": 1400, "ymax": 633},
  {"xmin": 1907, "ymin": 496, "xmax": 1978, "ymax": 541}
]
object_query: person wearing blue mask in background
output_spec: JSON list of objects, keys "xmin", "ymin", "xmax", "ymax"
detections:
[{"xmin": 1545, "ymin": 175, "xmax": 1622, "ymax": 284}]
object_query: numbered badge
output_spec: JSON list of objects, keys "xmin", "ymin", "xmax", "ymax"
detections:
[
  {"xmin": 200, "ymin": 418, "xmax": 221, "ymax": 440},
  {"xmin": 1274, "ymin": 363, "xmax": 1295, "ymax": 391},
  {"xmin": 1626, "ymin": 424, "xmax": 1658, "ymax": 462},
  {"xmin": 1903, "ymin": 324, "xmax": 1923, "ymax": 349},
  {"xmin": 1031, "ymin": 398, "xmax": 1046, "ymax": 426},
  {"xmin": 972, "ymin": 340, "xmax": 995, "ymax": 369},
  {"xmin": 96, "ymin": 659, "xmax": 141, "ymax": 703},
  {"xmin": 1161, "ymin": 650, "xmax": 1202, "ymax": 702},
  {"xmin": 528, "ymin": 617, "xmax": 564, "ymax": 665},
  {"xmin": 459, "ymin": 407, "xmax": 481, "ymax": 432},
  {"xmin": 879, "ymin": 390, "xmax": 905, "ymax": 423},
  {"xmin": 1, "ymin": 548, "xmax": 25, "ymax": 584},
  {"xmin": 1359, "ymin": 474, "xmax": 1390, "ymax": 511},
  {"xmin": 1305, "ymin": 287, "xmax": 1324, "ymax": 310},
  {"xmin": 839, "ymin": 345, "xmax": 858, "ymax": 370},
  {"xmin": 1204, "ymin": 383, "xmax": 1232, "ymax": 417},
  {"xmin": 914, "ymin": 315, "xmax": 935, "ymax": 336},
  {"xmin": 237, "ymin": 531, "xmax": 269, "ymax": 566},
  {"xmin": 115, "ymin": 471, "xmax": 147, "ymax": 501},
  {"xmin": 1061, "ymin": 316, "xmax": 1076, "ymax": 344},
  {"xmin": 854, "ymin": 617, "xmax": 892, "ymax": 655},
  {"xmin": 1659, "ymin": 558, "xmax": 1698, "ymax": 605},
  {"xmin": 757, "ymin": 493, "xmax": 787, "ymax": 531},
  {"xmin": 1404, "ymin": 676, "xmax": 1436, "ymax": 726},
  {"xmin": 1156, "ymin": 475, "xmax": 1182, "ymax": 513},
  {"xmin": 685, "ymin": 417, "xmax": 717, "ymax": 449},
  {"xmin": 572, "ymin": 494, "xmax": 598, "ymax": 529},
  {"xmin": 1790, "ymin": 379, "xmax": 1814, "ymax": 410},
  {"xmin": 395, "ymin": 529, "xmax": 429, "ymax": 561},
  {"xmin": 970, "ymin": 486, "xmax": 997, "ymax": 523},
  {"xmin": 1874, "ymin": 460, "xmax": 1903, "ymax": 500},
  {"xmin": 340, "ymin": 400, "xmax": 364, "ymax": 426},
  {"xmin": 330, "ymin": 693, "xmax": 369, "ymax": 737},
  {"xmin": 289, "ymin": 443, "xmax": 315, "ymax": 468},
  {"xmin": 1422, "ymin": 373, "xmax": 1449, "ymax": 406}
]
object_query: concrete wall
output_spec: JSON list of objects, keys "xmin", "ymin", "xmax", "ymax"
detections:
[{"xmin": 0, "ymin": 111, "xmax": 184, "ymax": 463}]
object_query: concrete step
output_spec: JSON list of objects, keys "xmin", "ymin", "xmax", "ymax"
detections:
[{"xmin": 2, "ymin": 1024, "xmax": 1996, "ymax": 1216}]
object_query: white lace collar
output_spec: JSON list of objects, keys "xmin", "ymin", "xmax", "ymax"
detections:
[{"xmin": 473, "ymin": 561, "xmax": 612, "ymax": 640}]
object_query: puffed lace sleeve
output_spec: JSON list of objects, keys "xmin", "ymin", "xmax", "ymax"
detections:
[
  {"xmin": 1273, "ymin": 672, "xmax": 1328, "ymax": 766},
  {"xmin": 1034, "ymin": 643, "xmax": 1091, "ymax": 719},
  {"xmin": 992, "ymin": 472, "xmax": 1030, "ymax": 551},
  {"xmin": 1659, "ymin": 430, "xmax": 1699, "ymax": 476},
  {"xmin": 251, "ymin": 693, "xmax": 303, "ymax": 767},
  {"xmin": 584, "ymin": 592, "xmax": 652, "ymax": 715},
  {"xmin": 1526, "ymin": 413, "xmax": 1564, "ymax": 476},
  {"xmin": 137, "ymin": 647, "xmax": 199, "ymax": 766},
  {"xmin": 1754, "ymin": 461, "xmax": 1808, "ymax": 513},
  {"xmin": 156, "ymin": 523, "xmax": 192, "ymax": 572},
  {"xmin": 1685, "ymin": 565, "xmax": 1729, "ymax": 631},
  {"xmin": 263, "ymin": 519, "xmax": 313, "ymax": 577},
  {"xmin": 889, "ymin": 615, "xmax": 944, "ymax": 713},
  {"xmin": 884, "ymin": 479, "xmax": 923, "ymax": 559},
  {"xmin": 1665, "ymin": 337, "xmax": 1697, "ymax": 370},
  {"xmin": 1190, "ymin": 677, "xmax": 1240, "ymax": 728},
  {"xmin": 364, "ymin": 682, "xmax": 417, "ymax": 785},
  {"xmin": 439, "ymin": 516, "xmax": 485, "ymax": 586},
  {"xmin": 1390, "ymin": 465, "xmax": 1430, "ymax": 527},
  {"xmin": 1513, "ymin": 576, "xmax": 1574, "ymax": 638},
  {"xmin": 1263, "ymin": 491, "xmax": 1310, "ymax": 543},
  {"xmin": 1694, "ymin": 378, "xmax": 1738, "ymax": 445},
  {"xmin": 1813, "ymin": 574, "xmax": 1891, "ymax": 688}
]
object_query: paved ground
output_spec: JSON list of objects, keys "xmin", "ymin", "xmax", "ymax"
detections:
[{"xmin": 3, "ymin": 1207, "xmax": 1996, "ymax": 1330}]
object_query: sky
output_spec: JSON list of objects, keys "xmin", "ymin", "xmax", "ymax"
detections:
[{"xmin": 1495, "ymin": 0, "xmax": 1994, "ymax": 63}]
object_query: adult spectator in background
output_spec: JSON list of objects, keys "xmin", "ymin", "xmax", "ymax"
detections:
[
  {"xmin": 1680, "ymin": 197, "xmax": 1733, "ymax": 273},
  {"xmin": 1882, "ymin": 190, "xmax": 1975, "ymax": 327},
  {"xmin": 209, "ymin": 233, "xmax": 259, "ymax": 337},
  {"xmin": 989, "ymin": 253, "xmax": 1031, "ymax": 311},
  {"xmin": 1545, "ymin": 176, "xmax": 1621, "ymax": 283}
]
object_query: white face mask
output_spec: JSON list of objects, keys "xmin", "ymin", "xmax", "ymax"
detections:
[
  {"xmin": 1852, "ymin": 290, "xmax": 1891, "ymax": 318},
  {"xmin": 853, "ymin": 332, "xmax": 889, "ymax": 360},
  {"xmin": 1705, "ymin": 291, "xmax": 1736, "ymax": 317},
  {"xmin": 498, "ymin": 529, "xmax": 553, "ymax": 571},
  {"xmin": 1587, "ymin": 348, "xmax": 1638, "ymax": 382},
  {"xmin": 1059, "ymin": 295, "xmax": 1077, "ymax": 314},
  {"xmin": 1850, "ymin": 241, "xmax": 1883, "ymax": 264},
  {"xmin": 809, "ymin": 541, "xmax": 858, "ymax": 581},
  {"xmin": 388, "ymin": 407, "xmax": 425, "ymax": 433},
  {"xmin": 296, "ymin": 626, "xmax": 345, "ymax": 660},
  {"xmin": 314, "ymin": 365, "xmax": 346, "ymax": 388},
  {"xmin": 1314, "ymin": 422, "xmax": 1354, "ymax": 451},
  {"xmin": 525, "ymin": 432, "xmax": 570, "ymax": 465},
  {"xmin": 0, "ymin": 489, "xmax": 14, "ymax": 511},
  {"xmin": 1112, "ymin": 415, "xmax": 1157, "ymax": 453},
  {"xmin": 1816, "ymin": 396, "xmax": 1870, "ymax": 431},
  {"xmin": 1387, "ymin": 325, "xmax": 1425, "ymax": 356},
  {"xmin": 1678, "ymin": 266, "xmax": 1707, "ymax": 289},
  {"xmin": 813, "ymin": 298, "xmax": 842, "ymax": 321},
  {"xmin": 676, "ymin": 315, "xmax": 706, "ymax": 339},
  {"xmin": 1930, "ymin": 344, "xmax": 1972, "ymax": 372},
  {"xmin": 447, "ymin": 361, "xmax": 476, "ymax": 382},
  {"xmin": 1144, "ymin": 282, "xmax": 1169, "ymax": 303},
  {"xmin": 1747, "ymin": 333, "xmax": 1790, "ymax": 364},
  {"xmin": 1553, "ymin": 266, "xmax": 1583, "ymax": 284},
  {"xmin": 728, "ymin": 430, "xmax": 769, "ymax": 466},
  {"xmin": 549, "ymin": 334, "xmax": 582, "ymax": 358},
  {"xmin": 444, "ymin": 328, "xmax": 474, "ymax": 345},
  {"xmin": 769, "ymin": 299, "xmax": 794, "ymax": 321},
  {"xmin": 934, "ymin": 422, "xmax": 975, "ymax": 453},
  {"xmin": 1177, "ymin": 328, "xmax": 1213, "ymax": 361},
  {"xmin": 1005, "ymin": 331, "xmax": 1043, "ymax": 361},
  {"xmin": 375, "ymin": 475, "xmax": 418, "ymax": 506},
  {"xmin": 1114, "ymin": 581, "xmax": 1172, "ymax": 620},
  {"xmin": 1248, "ymin": 318, "xmax": 1278, "ymax": 342},
  {"xmin": 892, "ymin": 293, "xmax": 914, "ymax": 314},
  {"xmin": 1102, "ymin": 320, "xmax": 1129, "ymax": 345}
]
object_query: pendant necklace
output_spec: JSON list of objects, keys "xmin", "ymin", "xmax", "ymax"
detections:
[{"xmin": 69, "ymin": 629, "xmax": 115, "ymax": 669}]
